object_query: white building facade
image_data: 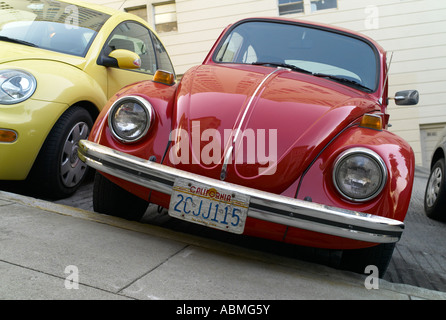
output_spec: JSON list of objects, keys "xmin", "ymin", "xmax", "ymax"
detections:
[{"xmin": 88, "ymin": 0, "xmax": 446, "ymax": 167}]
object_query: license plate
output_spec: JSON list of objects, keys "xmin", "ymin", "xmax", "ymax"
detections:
[{"xmin": 168, "ymin": 178, "xmax": 250, "ymax": 234}]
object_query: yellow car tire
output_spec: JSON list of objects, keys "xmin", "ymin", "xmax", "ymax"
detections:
[{"xmin": 28, "ymin": 106, "xmax": 93, "ymax": 199}]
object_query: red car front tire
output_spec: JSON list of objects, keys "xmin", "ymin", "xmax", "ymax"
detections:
[{"xmin": 93, "ymin": 172, "xmax": 148, "ymax": 221}]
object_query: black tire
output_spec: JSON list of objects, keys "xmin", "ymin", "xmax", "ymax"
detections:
[
  {"xmin": 93, "ymin": 172, "xmax": 148, "ymax": 221},
  {"xmin": 28, "ymin": 106, "xmax": 93, "ymax": 199},
  {"xmin": 340, "ymin": 243, "xmax": 395, "ymax": 277},
  {"xmin": 424, "ymin": 158, "xmax": 446, "ymax": 221}
]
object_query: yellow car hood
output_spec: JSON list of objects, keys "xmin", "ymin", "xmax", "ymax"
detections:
[{"xmin": 0, "ymin": 42, "xmax": 87, "ymax": 69}]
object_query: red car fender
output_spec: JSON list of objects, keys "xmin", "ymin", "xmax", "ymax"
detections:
[
  {"xmin": 284, "ymin": 125, "xmax": 415, "ymax": 249},
  {"xmin": 89, "ymin": 80, "xmax": 177, "ymax": 203}
]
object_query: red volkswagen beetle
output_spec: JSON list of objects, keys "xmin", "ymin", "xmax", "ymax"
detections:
[{"xmin": 79, "ymin": 17, "xmax": 419, "ymax": 275}]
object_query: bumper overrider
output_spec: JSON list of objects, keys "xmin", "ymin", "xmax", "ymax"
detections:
[{"xmin": 78, "ymin": 140, "xmax": 404, "ymax": 244}]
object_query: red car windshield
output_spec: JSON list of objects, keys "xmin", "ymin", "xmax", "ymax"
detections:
[
  {"xmin": 0, "ymin": 0, "xmax": 110, "ymax": 57},
  {"xmin": 214, "ymin": 20, "xmax": 379, "ymax": 92}
]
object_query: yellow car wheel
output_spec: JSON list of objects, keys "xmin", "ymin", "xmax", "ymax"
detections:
[{"xmin": 28, "ymin": 106, "xmax": 93, "ymax": 199}]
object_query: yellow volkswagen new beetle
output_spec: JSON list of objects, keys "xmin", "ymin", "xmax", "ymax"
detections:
[{"xmin": 0, "ymin": 0, "xmax": 174, "ymax": 198}]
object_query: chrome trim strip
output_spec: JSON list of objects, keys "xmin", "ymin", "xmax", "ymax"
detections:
[
  {"xmin": 221, "ymin": 67, "xmax": 283, "ymax": 180},
  {"xmin": 79, "ymin": 140, "xmax": 404, "ymax": 243},
  {"xmin": 220, "ymin": 145, "xmax": 233, "ymax": 181},
  {"xmin": 232, "ymin": 68, "xmax": 283, "ymax": 143}
]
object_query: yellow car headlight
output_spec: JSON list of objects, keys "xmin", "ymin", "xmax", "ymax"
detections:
[{"xmin": 0, "ymin": 69, "xmax": 37, "ymax": 104}]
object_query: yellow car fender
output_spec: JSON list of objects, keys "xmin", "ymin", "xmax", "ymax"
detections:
[{"xmin": 0, "ymin": 60, "xmax": 107, "ymax": 179}]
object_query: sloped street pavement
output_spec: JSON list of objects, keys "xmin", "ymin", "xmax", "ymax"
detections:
[
  {"xmin": 54, "ymin": 167, "xmax": 446, "ymax": 294},
  {"xmin": 0, "ymin": 167, "xmax": 445, "ymax": 300}
]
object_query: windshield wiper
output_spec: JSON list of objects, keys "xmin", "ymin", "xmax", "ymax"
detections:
[
  {"xmin": 312, "ymin": 73, "xmax": 373, "ymax": 92},
  {"xmin": 0, "ymin": 36, "xmax": 38, "ymax": 48},
  {"xmin": 252, "ymin": 62, "xmax": 313, "ymax": 75},
  {"xmin": 252, "ymin": 62, "xmax": 373, "ymax": 92}
]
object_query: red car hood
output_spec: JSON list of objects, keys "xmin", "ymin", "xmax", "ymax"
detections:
[{"xmin": 170, "ymin": 64, "xmax": 377, "ymax": 193}]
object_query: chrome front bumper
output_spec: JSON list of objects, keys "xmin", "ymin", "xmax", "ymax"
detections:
[{"xmin": 78, "ymin": 140, "xmax": 404, "ymax": 243}]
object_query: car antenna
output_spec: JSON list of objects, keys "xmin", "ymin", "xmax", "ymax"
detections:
[
  {"xmin": 118, "ymin": 0, "xmax": 128, "ymax": 10},
  {"xmin": 379, "ymin": 51, "xmax": 393, "ymax": 105}
]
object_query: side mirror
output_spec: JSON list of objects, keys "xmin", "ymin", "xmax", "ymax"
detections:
[
  {"xmin": 98, "ymin": 49, "xmax": 141, "ymax": 69},
  {"xmin": 394, "ymin": 90, "xmax": 419, "ymax": 105}
]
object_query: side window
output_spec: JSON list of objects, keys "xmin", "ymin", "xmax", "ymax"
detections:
[
  {"xmin": 215, "ymin": 31, "xmax": 244, "ymax": 62},
  {"xmin": 105, "ymin": 21, "xmax": 157, "ymax": 74},
  {"xmin": 215, "ymin": 31, "xmax": 257, "ymax": 64},
  {"xmin": 151, "ymin": 32, "xmax": 175, "ymax": 74},
  {"xmin": 242, "ymin": 45, "xmax": 257, "ymax": 64}
]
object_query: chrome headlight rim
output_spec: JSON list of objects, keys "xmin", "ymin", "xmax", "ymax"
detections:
[
  {"xmin": 0, "ymin": 69, "xmax": 37, "ymax": 105},
  {"xmin": 332, "ymin": 147, "xmax": 388, "ymax": 202},
  {"xmin": 108, "ymin": 95, "xmax": 154, "ymax": 144}
]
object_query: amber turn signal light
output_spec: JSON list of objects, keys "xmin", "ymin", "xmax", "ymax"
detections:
[
  {"xmin": 0, "ymin": 129, "xmax": 17, "ymax": 143},
  {"xmin": 360, "ymin": 114, "xmax": 383, "ymax": 131},
  {"xmin": 153, "ymin": 70, "xmax": 175, "ymax": 86}
]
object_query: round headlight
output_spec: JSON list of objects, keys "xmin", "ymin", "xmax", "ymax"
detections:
[
  {"xmin": 0, "ymin": 69, "xmax": 37, "ymax": 104},
  {"xmin": 333, "ymin": 148, "xmax": 387, "ymax": 202},
  {"xmin": 108, "ymin": 95, "xmax": 154, "ymax": 143}
]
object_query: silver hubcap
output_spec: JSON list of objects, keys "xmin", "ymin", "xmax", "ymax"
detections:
[
  {"xmin": 60, "ymin": 122, "xmax": 89, "ymax": 188},
  {"xmin": 426, "ymin": 166, "xmax": 443, "ymax": 207}
]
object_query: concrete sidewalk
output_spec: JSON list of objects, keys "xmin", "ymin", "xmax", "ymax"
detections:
[{"xmin": 1, "ymin": 190, "xmax": 445, "ymax": 300}]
